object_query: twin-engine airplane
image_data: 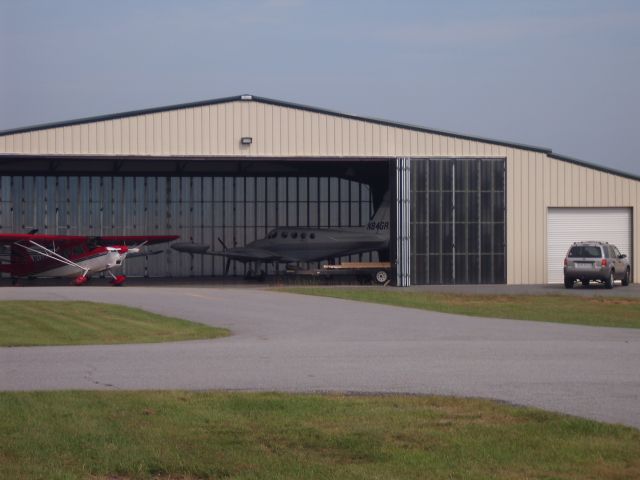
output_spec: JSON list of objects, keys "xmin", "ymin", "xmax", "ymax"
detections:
[
  {"xmin": 0, "ymin": 233, "xmax": 179, "ymax": 286},
  {"xmin": 172, "ymin": 192, "xmax": 390, "ymax": 275}
]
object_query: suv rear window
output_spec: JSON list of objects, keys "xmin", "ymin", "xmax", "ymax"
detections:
[{"xmin": 568, "ymin": 246, "xmax": 602, "ymax": 258}]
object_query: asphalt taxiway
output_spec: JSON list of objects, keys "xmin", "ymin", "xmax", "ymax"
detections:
[{"xmin": 1, "ymin": 286, "xmax": 639, "ymax": 429}]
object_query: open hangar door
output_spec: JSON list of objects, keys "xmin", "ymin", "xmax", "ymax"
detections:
[
  {"xmin": 547, "ymin": 208, "xmax": 632, "ymax": 284},
  {"xmin": 0, "ymin": 158, "xmax": 391, "ymax": 278}
]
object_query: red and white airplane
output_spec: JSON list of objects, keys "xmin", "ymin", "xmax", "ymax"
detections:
[{"xmin": 0, "ymin": 233, "xmax": 179, "ymax": 286}]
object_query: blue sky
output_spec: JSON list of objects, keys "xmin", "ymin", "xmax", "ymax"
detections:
[{"xmin": 1, "ymin": 0, "xmax": 639, "ymax": 175}]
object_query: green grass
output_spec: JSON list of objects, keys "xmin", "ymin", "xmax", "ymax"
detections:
[
  {"xmin": 0, "ymin": 301, "xmax": 229, "ymax": 346},
  {"xmin": 280, "ymin": 288, "xmax": 640, "ymax": 328},
  {"xmin": 0, "ymin": 391, "xmax": 638, "ymax": 479}
]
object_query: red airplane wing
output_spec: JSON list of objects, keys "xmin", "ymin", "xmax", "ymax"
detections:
[
  {"xmin": 0, "ymin": 234, "xmax": 86, "ymax": 246},
  {"xmin": 96, "ymin": 235, "xmax": 179, "ymax": 246},
  {"xmin": 0, "ymin": 234, "xmax": 178, "ymax": 246}
]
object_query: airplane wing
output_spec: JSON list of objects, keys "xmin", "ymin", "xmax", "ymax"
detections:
[
  {"xmin": 0, "ymin": 234, "xmax": 178, "ymax": 246},
  {"xmin": 95, "ymin": 235, "xmax": 179, "ymax": 246},
  {"xmin": 0, "ymin": 234, "xmax": 85, "ymax": 245},
  {"xmin": 211, "ymin": 248, "xmax": 298, "ymax": 263},
  {"xmin": 171, "ymin": 242, "xmax": 297, "ymax": 263},
  {"xmin": 125, "ymin": 249, "xmax": 165, "ymax": 259}
]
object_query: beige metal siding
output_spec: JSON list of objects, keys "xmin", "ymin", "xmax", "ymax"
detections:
[
  {"xmin": 1, "ymin": 98, "xmax": 639, "ymax": 284},
  {"xmin": 508, "ymin": 154, "xmax": 639, "ymax": 284},
  {"xmin": 0, "ymin": 101, "xmax": 507, "ymax": 158}
]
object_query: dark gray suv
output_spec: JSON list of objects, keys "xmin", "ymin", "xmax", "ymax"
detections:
[{"xmin": 564, "ymin": 241, "xmax": 631, "ymax": 289}]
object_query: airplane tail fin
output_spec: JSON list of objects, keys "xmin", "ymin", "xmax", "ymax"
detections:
[{"xmin": 364, "ymin": 191, "xmax": 390, "ymax": 234}]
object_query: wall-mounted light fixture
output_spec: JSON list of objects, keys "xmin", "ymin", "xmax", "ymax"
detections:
[{"xmin": 240, "ymin": 137, "xmax": 253, "ymax": 145}]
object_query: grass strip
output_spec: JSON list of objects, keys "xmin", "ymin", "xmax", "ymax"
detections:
[
  {"xmin": 280, "ymin": 287, "xmax": 640, "ymax": 328},
  {"xmin": 0, "ymin": 391, "xmax": 638, "ymax": 479},
  {"xmin": 0, "ymin": 301, "xmax": 228, "ymax": 346}
]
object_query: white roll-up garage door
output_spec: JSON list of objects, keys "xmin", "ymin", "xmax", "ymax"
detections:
[{"xmin": 547, "ymin": 208, "xmax": 632, "ymax": 283}]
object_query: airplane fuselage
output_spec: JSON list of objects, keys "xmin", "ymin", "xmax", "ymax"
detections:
[
  {"xmin": 171, "ymin": 192, "xmax": 390, "ymax": 268},
  {"xmin": 1, "ymin": 233, "xmax": 178, "ymax": 286},
  {"xmin": 13, "ymin": 246, "xmax": 126, "ymax": 278},
  {"xmin": 228, "ymin": 227, "xmax": 389, "ymax": 263}
]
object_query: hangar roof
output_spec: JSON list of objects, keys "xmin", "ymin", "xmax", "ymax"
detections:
[
  {"xmin": 0, "ymin": 94, "xmax": 550, "ymax": 153},
  {"xmin": 0, "ymin": 94, "xmax": 638, "ymax": 181}
]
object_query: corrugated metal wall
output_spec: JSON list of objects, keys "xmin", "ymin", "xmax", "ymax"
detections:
[
  {"xmin": 0, "ymin": 100, "xmax": 516, "ymax": 158},
  {"xmin": 1, "ymin": 98, "xmax": 638, "ymax": 284},
  {"xmin": 506, "ymin": 153, "xmax": 639, "ymax": 284}
]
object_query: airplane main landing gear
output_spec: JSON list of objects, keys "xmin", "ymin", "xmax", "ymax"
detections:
[
  {"xmin": 109, "ymin": 273, "xmax": 127, "ymax": 286},
  {"xmin": 73, "ymin": 275, "xmax": 89, "ymax": 286}
]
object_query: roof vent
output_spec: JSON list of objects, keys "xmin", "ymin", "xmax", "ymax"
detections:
[{"xmin": 240, "ymin": 95, "xmax": 252, "ymax": 100}]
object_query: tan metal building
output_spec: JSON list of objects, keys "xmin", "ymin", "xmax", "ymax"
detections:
[{"xmin": 0, "ymin": 94, "xmax": 637, "ymax": 285}]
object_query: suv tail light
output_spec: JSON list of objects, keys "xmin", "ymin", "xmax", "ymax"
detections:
[
  {"xmin": 564, "ymin": 258, "xmax": 568, "ymax": 266},
  {"xmin": 601, "ymin": 259, "xmax": 608, "ymax": 267}
]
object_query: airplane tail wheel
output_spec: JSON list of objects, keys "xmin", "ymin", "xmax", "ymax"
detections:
[
  {"xmin": 374, "ymin": 270, "xmax": 388, "ymax": 285},
  {"xmin": 110, "ymin": 275, "xmax": 127, "ymax": 286},
  {"xmin": 73, "ymin": 275, "xmax": 89, "ymax": 286}
]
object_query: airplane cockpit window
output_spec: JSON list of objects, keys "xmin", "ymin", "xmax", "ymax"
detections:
[
  {"xmin": 281, "ymin": 232, "xmax": 288, "ymax": 238},
  {"xmin": 291, "ymin": 232, "xmax": 298, "ymax": 239}
]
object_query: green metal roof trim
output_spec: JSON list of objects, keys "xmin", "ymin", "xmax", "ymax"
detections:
[{"xmin": 1, "ymin": 94, "xmax": 638, "ymax": 181}]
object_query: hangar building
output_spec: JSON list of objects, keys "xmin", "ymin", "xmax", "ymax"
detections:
[{"xmin": 0, "ymin": 94, "xmax": 638, "ymax": 285}]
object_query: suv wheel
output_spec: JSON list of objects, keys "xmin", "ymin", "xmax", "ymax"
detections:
[
  {"xmin": 564, "ymin": 277, "xmax": 574, "ymax": 289},
  {"xmin": 605, "ymin": 271, "xmax": 615, "ymax": 289},
  {"xmin": 622, "ymin": 268, "xmax": 630, "ymax": 287},
  {"xmin": 581, "ymin": 279, "xmax": 590, "ymax": 287}
]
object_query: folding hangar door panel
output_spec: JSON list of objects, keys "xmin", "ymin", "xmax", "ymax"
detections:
[
  {"xmin": 547, "ymin": 208, "xmax": 632, "ymax": 284},
  {"xmin": 401, "ymin": 158, "xmax": 506, "ymax": 285}
]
